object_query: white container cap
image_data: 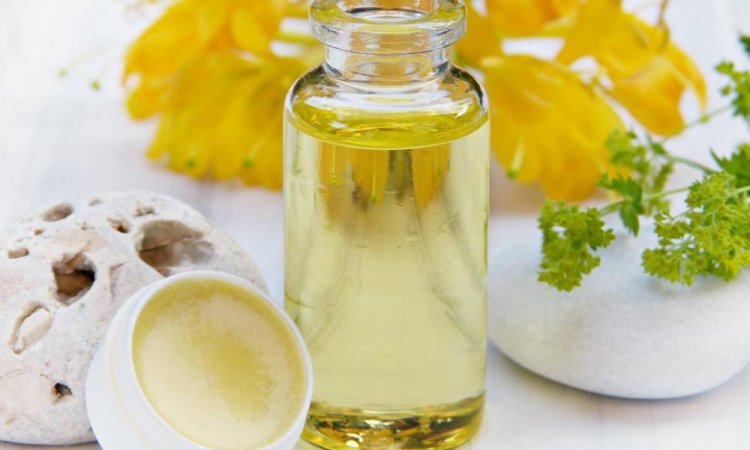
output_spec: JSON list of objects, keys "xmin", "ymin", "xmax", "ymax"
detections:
[{"xmin": 86, "ymin": 270, "xmax": 313, "ymax": 450}]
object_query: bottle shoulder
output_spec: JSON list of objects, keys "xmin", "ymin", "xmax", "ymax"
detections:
[{"xmin": 285, "ymin": 65, "xmax": 488, "ymax": 149}]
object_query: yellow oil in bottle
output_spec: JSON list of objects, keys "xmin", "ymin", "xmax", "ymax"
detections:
[
  {"xmin": 285, "ymin": 116, "xmax": 488, "ymax": 450},
  {"xmin": 285, "ymin": 1, "xmax": 489, "ymax": 448}
]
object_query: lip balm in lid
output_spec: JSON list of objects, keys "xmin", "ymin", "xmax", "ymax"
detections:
[{"xmin": 85, "ymin": 270, "xmax": 313, "ymax": 450}]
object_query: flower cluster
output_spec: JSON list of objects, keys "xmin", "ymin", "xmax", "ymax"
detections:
[{"xmin": 125, "ymin": 0, "xmax": 705, "ymax": 200}]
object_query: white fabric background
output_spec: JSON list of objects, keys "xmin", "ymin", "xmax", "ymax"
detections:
[{"xmin": 0, "ymin": 1, "xmax": 749, "ymax": 448}]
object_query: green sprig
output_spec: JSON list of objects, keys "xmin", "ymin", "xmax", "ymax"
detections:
[
  {"xmin": 537, "ymin": 36, "xmax": 750, "ymax": 292},
  {"xmin": 598, "ymin": 175, "xmax": 644, "ymax": 235},
  {"xmin": 643, "ymin": 173, "xmax": 750, "ymax": 284},
  {"xmin": 538, "ymin": 202, "xmax": 615, "ymax": 292},
  {"xmin": 717, "ymin": 35, "xmax": 750, "ymax": 124}
]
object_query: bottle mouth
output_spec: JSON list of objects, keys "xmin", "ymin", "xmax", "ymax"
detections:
[{"xmin": 311, "ymin": 0, "xmax": 466, "ymax": 54}]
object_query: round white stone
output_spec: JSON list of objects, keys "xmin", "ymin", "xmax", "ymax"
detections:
[
  {"xmin": 0, "ymin": 193, "xmax": 266, "ymax": 445},
  {"xmin": 489, "ymin": 220, "xmax": 750, "ymax": 399}
]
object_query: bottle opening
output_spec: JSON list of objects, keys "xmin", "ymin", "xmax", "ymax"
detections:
[
  {"xmin": 338, "ymin": 0, "xmax": 437, "ymax": 21},
  {"xmin": 346, "ymin": 6, "xmax": 427, "ymax": 22},
  {"xmin": 311, "ymin": 0, "xmax": 465, "ymax": 54}
]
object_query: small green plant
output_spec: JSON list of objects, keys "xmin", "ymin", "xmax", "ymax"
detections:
[{"xmin": 539, "ymin": 36, "xmax": 750, "ymax": 291}]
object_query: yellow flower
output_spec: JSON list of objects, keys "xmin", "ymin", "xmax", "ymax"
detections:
[
  {"xmin": 557, "ymin": 0, "xmax": 707, "ymax": 135},
  {"xmin": 144, "ymin": 54, "xmax": 305, "ymax": 189},
  {"xmin": 457, "ymin": 4, "xmax": 504, "ymax": 67},
  {"xmin": 124, "ymin": 0, "xmax": 315, "ymax": 189},
  {"xmin": 124, "ymin": 0, "xmax": 705, "ymax": 201},
  {"xmin": 467, "ymin": 0, "xmax": 706, "ymax": 199},
  {"xmin": 483, "ymin": 54, "xmax": 623, "ymax": 201},
  {"xmin": 125, "ymin": 0, "xmax": 287, "ymax": 81},
  {"xmin": 485, "ymin": 0, "xmax": 579, "ymax": 36}
]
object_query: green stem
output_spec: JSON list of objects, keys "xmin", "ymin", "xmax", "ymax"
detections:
[
  {"xmin": 598, "ymin": 186, "xmax": 691, "ymax": 217},
  {"xmin": 57, "ymin": 46, "xmax": 111, "ymax": 78},
  {"xmin": 599, "ymin": 201, "xmax": 625, "ymax": 217},
  {"xmin": 597, "ymin": 184, "xmax": 747, "ymax": 221},
  {"xmin": 644, "ymin": 186, "xmax": 690, "ymax": 199},
  {"xmin": 663, "ymin": 154, "xmax": 715, "ymax": 173},
  {"xmin": 660, "ymin": 105, "xmax": 733, "ymax": 143}
]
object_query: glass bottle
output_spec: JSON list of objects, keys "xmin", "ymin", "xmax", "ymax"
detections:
[{"xmin": 284, "ymin": 1, "xmax": 489, "ymax": 448}]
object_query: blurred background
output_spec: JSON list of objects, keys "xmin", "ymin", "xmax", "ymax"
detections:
[{"xmin": 4, "ymin": 0, "xmax": 750, "ymax": 298}]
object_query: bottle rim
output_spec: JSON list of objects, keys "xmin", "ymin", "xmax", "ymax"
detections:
[{"xmin": 310, "ymin": 0, "xmax": 466, "ymax": 55}]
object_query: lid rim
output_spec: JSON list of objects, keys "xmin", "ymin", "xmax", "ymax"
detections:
[{"xmin": 86, "ymin": 270, "xmax": 313, "ymax": 450}]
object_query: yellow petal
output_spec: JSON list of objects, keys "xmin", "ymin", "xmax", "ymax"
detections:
[
  {"xmin": 484, "ymin": 55, "xmax": 623, "ymax": 201},
  {"xmin": 146, "ymin": 111, "xmax": 176, "ymax": 160},
  {"xmin": 230, "ymin": 9, "xmax": 271, "ymax": 56},
  {"xmin": 126, "ymin": 81, "xmax": 164, "ymax": 119},
  {"xmin": 212, "ymin": 74, "xmax": 268, "ymax": 179},
  {"xmin": 557, "ymin": 1, "xmax": 706, "ymax": 136},
  {"xmin": 486, "ymin": 0, "xmax": 579, "ymax": 36},
  {"xmin": 667, "ymin": 42, "xmax": 707, "ymax": 108},
  {"xmin": 603, "ymin": 17, "xmax": 707, "ymax": 135},
  {"xmin": 611, "ymin": 57, "xmax": 686, "ymax": 135},
  {"xmin": 229, "ymin": 0, "xmax": 289, "ymax": 57},
  {"xmin": 197, "ymin": 3, "xmax": 228, "ymax": 44},
  {"xmin": 556, "ymin": 0, "xmax": 623, "ymax": 65},
  {"xmin": 124, "ymin": 1, "xmax": 202, "ymax": 81},
  {"xmin": 237, "ymin": 69, "xmax": 289, "ymax": 190},
  {"xmin": 258, "ymin": 0, "xmax": 289, "ymax": 36},
  {"xmin": 457, "ymin": 4, "xmax": 503, "ymax": 67}
]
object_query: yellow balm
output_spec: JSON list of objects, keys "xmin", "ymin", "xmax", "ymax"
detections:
[{"xmin": 131, "ymin": 278, "xmax": 307, "ymax": 450}]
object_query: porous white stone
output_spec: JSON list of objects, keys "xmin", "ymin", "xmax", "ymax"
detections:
[
  {"xmin": 0, "ymin": 193, "xmax": 266, "ymax": 445},
  {"xmin": 489, "ymin": 223, "xmax": 750, "ymax": 399}
]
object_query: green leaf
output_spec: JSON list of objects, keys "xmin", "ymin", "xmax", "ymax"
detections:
[
  {"xmin": 599, "ymin": 175, "xmax": 643, "ymax": 200},
  {"xmin": 605, "ymin": 129, "xmax": 648, "ymax": 173},
  {"xmin": 647, "ymin": 138, "xmax": 668, "ymax": 156},
  {"xmin": 717, "ymin": 54, "xmax": 750, "ymax": 125},
  {"xmin": 716, "ymin": 61, "xmax": 734, "ymax": 74},
  {"xmin": 620, "ymin": 203, "xmax": 642, "ymax": 236},
  {"xmin": 741, "ymin": 34, "xmax": 750, "ymax": 57},
  {"xmin": 598, "ymin": 175, "xmax": 645, "ymax": 235},
  {"xmin": 538, "ymin": 201, "xmax": 616, "ymax": 291},
  {"xmin": 602, "ymin": 130, "xmax": 674, "ymax": 215},
  {"xmin": 711, "ymin": 143, "xmax": 750, "ymax": 187}
]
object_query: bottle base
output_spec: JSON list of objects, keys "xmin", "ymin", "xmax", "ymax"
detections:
[{"xmin": 300, "ymin": 394, "xmax": 484, "ymax": 450}]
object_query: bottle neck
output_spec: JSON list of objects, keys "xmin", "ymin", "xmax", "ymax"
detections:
[{"xmin": 323, "ymin": 45, "xmax": 451, "ymax": 85}]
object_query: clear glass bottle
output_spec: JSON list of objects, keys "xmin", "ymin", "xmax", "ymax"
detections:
[{"xmin": 284, "ymin": 1, "xmax": 489, "ymax": 448}]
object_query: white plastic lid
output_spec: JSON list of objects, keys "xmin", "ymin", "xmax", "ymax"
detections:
[{"xmin": 86, "ymin": 270, "xmax": 313, "ymax": 450}]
